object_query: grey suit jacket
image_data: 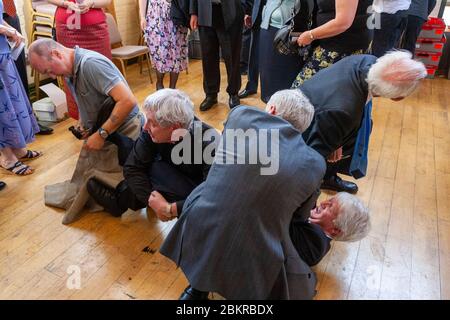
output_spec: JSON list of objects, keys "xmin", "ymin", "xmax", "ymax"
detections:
[
  {"xmin": 190, "ymin": 0, "xmax": 247, "ymax": 30},
  {"xmin": 160, "ymin": 106, "xmax": 326, "ymax": 300}
]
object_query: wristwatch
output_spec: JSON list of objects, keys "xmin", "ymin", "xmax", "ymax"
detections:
[{"xmin": 98, "ymin": 127, "xmax": 109, "ymax": 139}]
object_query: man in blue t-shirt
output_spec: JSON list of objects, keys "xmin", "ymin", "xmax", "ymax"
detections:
[
  {"xmin": 28, "ymin": 38, "xmax": 140, "ymax": 151},
  {"xmin": 28, "ymin": 39, "xmax": 143, "ymax": 224}
]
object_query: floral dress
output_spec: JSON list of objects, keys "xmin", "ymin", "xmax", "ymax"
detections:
[
  {"xmin": 144, "ymin": 0, "xmax": 188, "ymax": 73},
  {"xmin": 291, "ymin": 46, "xmax": 366, "ymax": 88}
]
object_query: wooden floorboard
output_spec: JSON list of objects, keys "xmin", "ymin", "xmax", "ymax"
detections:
[{"xmin": 0, "ymin": 59, "xmax": 449, "ymax": 299}]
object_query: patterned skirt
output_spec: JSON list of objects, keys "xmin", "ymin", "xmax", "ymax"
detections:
[
  {"xmin": 144, "ymin": 0, "xmax": 188, "ymax": 73},
  {"xmin": 56, "ymin": 21, "xmax": 112, "ymax": 119},
  {"xmin": 0, "ymin": 54, "xmax": 39, "ymax": 150},
  {"xmin": 292, "ymin": 46, "xmax": 366, "ymax": 88}
]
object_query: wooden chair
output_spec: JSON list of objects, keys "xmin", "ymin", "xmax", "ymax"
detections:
[{"xmin": 105, "ymin": 13, "xmax": 153, "ymax": 83}]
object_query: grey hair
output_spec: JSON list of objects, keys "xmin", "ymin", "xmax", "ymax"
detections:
[
  {"xmin": 266, "ymin": 89, "xmax": 314, "ymax": 133},
  {"xmin": 367, "ymin": 50, "xmax": 427, "ymax": 99},
  {"xmin": 28, "ymin": 38, "xmax": 62, "ymax": 60},
  {"xmin": 143, "ymin": 89, "xmax": 194, "ymax": 129},
  {"xmin": 333, "ymin": 192, "xmax": 371, "ymax": 242}
]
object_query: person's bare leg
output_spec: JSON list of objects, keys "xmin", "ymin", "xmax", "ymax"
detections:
[
  {"xmin": 12, "ymin": 147, "xmax": 27, "ymax": 158},
  {"xmin": 12, "ymin": 148, "xmax": 42, "ymax": 161},
  {"xmin": 1, "ymin": 147, "xmax": 20, "ymax": 168},
  {"xmin": 156, "ymin": 71, "xmax": 165, "ymax": 90},
  {"xmin": 169, "ymin": 72, "xmax": 179, "ymax": 89},
  {"xmin": 0, "ymin": 147, "xmax": 33, "ymax": 175}
]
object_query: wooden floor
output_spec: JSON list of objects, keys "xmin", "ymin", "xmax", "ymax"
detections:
[{"xmin": 0, "ymin": 60, "xmax": 449, "ymax": 300}]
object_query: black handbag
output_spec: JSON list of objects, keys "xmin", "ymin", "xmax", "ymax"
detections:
[{"xmin": 273, "ymin": 0, "xmax": 314, "ymax": 57}]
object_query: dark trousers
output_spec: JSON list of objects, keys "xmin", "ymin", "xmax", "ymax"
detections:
[
  {"xmin": 3, "ymin": 14, "xmax": 29, "ymax": 96},
  {"xmin": 116, "ymin": 161, "xmax": 200, "ymax": 212},
  {"xmin": 198, "ymin": 4, "xmax": 243, "ymax": 96},
  {"xmin": 401, "ymin": 15, "xmax": 427, "ymax": 54},
  {"xmin": 372, "ymin": 10, "xmax": 408, "ymax": 57},
  {"xmin": 244, "ymin": 26, "xmax": 261, "ymax": 92},
  {"xmin": 240, "ymin": 26, "xmax": 252, "ymax": 73},
  {"xmin": 323, "ymin": 139, "xmax": 355, "ymax": 180},
  {"xmin": 259, "ymin": 26, "xmax": 303, "ymax": 103}
]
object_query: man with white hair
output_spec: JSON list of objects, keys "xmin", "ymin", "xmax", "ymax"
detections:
[
  {"xmin": 157, "ymin": 92, "xmax": 348, "ymax": 300},
  {"xmin": 268, "ymin": 91, "xmax": 370, "ymax": 255},
  {"xmin": 160, "ymin": 91, "xmax": 371, "ymax": 300},
  {"xmin": 290, "ymin": 192, "xmax": 370, "ymax": 268},
  {"xmin": 265, "ymin": 89, "xmax": 315, "ymax": 133},
  {"xmin": 87, "ymin": 89, "xmax": 217, "ymax": 220},
  {"xmin": 299, "ymin": 51, "xmax": 427, "ymax": 194}
]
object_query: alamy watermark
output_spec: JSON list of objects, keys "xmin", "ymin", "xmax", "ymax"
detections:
[
  {"xmin": 170, "ymin": 121, "xmax": 280, "ymax": 176},
  {"xmin": 367, "ymin": 5, "xmax": 382, "ymax": 31},
  {"xmin": 66, "ymin": 265, "xmax": 81, "ymax": 290}
]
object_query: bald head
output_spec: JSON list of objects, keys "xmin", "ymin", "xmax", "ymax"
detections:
[
  {"xmin": 28, "ymin": 39, "xmax": 73, "ymax": 78},
  {"xmin": 28, "ymin": 38, "xmax": 64, "ymax": 59}
]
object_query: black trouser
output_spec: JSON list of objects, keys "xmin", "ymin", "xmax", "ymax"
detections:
[
  {"xmin": 107, "ymin": 132, "xmax": 134, "ymax": 166},
  {"xmin": 323, "ymin": 139, "xmax": 355, "ymax": 180},
  {"xmin": 3, "ymin": 13, "xmax": 29, "ymax": 96},
  {"xmin": 244, "ymin": 26, "xmax": 261, "ymax": 92},
  {"xmin": 240, "ymin": 26, "xmax": 252, "ymax": 73},
  {"xmin": 259, "ymin": 26, "xmax": 303, "ymax": 103},
  {"xmin": 401, "ymin": 15, "xmax": 427, "ymax": 54},
  {"xmin": 116, "ymin": 161, "xmax": 200, "ymax": 213},
  {"xmin": 372, "ymin": 10, "xmax": 408, "ymax": 57},
  {"xmin": 198, "ymin": 4, "xmax": 243, "ymax": 96}
]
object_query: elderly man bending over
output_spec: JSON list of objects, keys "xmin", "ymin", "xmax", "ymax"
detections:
[
  {"xmin": 160, "ymin": 90, "xmax": 370, "ymax": 300},
  {"xmin": 28, "ymin": 39, "xmax": 143, "ymax": 224},
  {"xmin": 298, "ymin": 51, "xmax": 427, "ymax": 194},
  {"xmin": 87, "ymin": 89, "xmax": 217, "ymax": 221}
]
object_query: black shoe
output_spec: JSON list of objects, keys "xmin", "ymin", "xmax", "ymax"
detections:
[
  {"xmin": 37, "ymin": 123, "xmax": 54, "ymax": 135},
  {"xmin": 86, "ymin": 178, "xmax": 126, "ymax": 217},
  {"xmin": 199, "ymin": 95, "xmax": 218, "ymax": 112},
  {"xmin": 321, "ymin": 175, "xmax": 358, "ymax": 194},
  {"xmin": 238, "ymin": 89, "xmax": 257, "ymax": 99},
  {"xmin": 0, "ymin": 181, "xmax": 6, "ymax": 191},
  {"xmin": 179, "ymin": 286, "xmax": 209, "ymax": 300},
  {"xmin": 229, "ymin": 95, "xmax": 240, "ymax": 109}
]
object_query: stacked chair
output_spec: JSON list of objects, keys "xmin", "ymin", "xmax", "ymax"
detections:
[
  {"xmin": 105, "ymin": 13, "xmax": 153, "ymax": 83},
  {"xmin": 29, "ymin": 0, "xmax": 57, "ymax": 43},
  {"xmin": 26, "ymin": 0, "xmax": 58, "ymax": 99}
]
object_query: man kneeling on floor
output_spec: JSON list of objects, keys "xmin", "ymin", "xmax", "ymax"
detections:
[
  {"xmin": 87, "ymin": 89, "xmax": 217, "ymax": 220},
  {"xmin": 28, "ymin": 39, "xmax": 143, "ymax": 225},
  {"xmin": 159, "ymin": 90, "xmax": 371, "ymax": 300}
]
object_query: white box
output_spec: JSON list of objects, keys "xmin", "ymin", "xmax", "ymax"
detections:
[
  {"xmin": 33, "ymin": 83, "xmax": 68, "ymax": 122},
  {"xmin": 33, "ymin": 97, "xmax": 66, "ymax": 122}
]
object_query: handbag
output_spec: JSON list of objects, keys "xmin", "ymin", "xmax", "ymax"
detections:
[{"xmin": 273, "ymin": 0, "xmax": 314, "ymax": 57}]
